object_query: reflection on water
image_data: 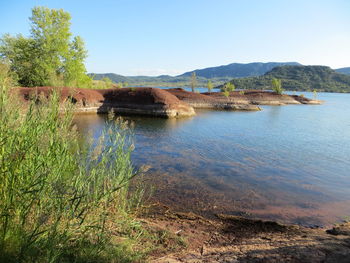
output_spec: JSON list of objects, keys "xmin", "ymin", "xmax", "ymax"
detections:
[{"xmin": 73, "ymin": 92, "xmax": 350, "ymax": 226}]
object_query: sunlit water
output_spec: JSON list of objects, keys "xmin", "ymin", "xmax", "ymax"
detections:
[{"xmin": 74, "ymin": 91, "xmax": 350, "ymax": 226}]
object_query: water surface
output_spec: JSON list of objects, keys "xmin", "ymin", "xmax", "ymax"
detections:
[{"xmin": 74, "ymin": 92, "xmax": 350, "ymax": 226}]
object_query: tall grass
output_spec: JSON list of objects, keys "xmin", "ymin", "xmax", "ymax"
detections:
[{"xmin": 0, "ymin": 65, "xmax": 147, "ymax": 262}]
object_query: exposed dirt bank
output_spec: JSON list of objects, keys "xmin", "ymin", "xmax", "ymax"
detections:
[
  {"xmin": 145, "ymin": 209, "xmax": 350, "ymax": 263},
  {"xmin": 13, "ymin": 87, "xmax": 196, "ymax": 118},
  {"xmin": 166, "ymin": 89, "xmax": 261, "ymax": 110},
  {"xmin": 13, "ymin": 87, "xmax": 322, "ymax": 118},
  {"xmin": 203, "ymin": 90, "xmax": 323, "ymax": 106}
]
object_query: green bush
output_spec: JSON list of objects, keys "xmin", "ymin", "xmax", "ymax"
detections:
[
  {"xmin": 221, "ymin": 82, "xmax": 235, "ymax": 92},
  {"xmin": 0, "ymin": 71, "xmax": 147, "ymax": 262},
  {"xmin": 271, "ymin": 78, "xmax": 283, "ymax": 94}
]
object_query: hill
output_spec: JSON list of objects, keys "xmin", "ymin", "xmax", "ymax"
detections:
[
  {"xmin": 179, "ymin": 62, "xmax": 301, "ymax": 78},
  {"xmin": 90, "ymin": 73, "xmax": 231, "ymax": 87},
  {"xmin": 225, "ymin": 66, "xmax": 350, "ymax": 92},
  {"xmin": 90, "ymin": 62, "xmax": 301, "ymax": 87},
  {"xmin": 336, "ymin": 67, "xmax": 350, "ymax": 75},
  {"xmin": 88, "ymin": 73, "xmax": 129, "ymax": 83}
]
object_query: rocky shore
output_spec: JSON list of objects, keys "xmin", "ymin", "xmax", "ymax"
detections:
[{"xmin": 14, "ymin": 87, "xmax": 322, "ymax": 118}]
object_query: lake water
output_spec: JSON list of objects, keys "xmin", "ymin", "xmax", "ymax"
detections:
[{"xmin": 74, "ymin": 91, "xmax": 350, "ymax": 226}]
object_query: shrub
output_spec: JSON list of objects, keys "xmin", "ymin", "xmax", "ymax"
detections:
[
  {"xmin": 271, "ymin": 78, "xmax": 283, "ymax": 94},
  {"xmin": 221, "ymin": 82, "xmax": 235, "ymax": 92},
  {"xmin": 0, "ymin": 73, "xmax": 145, "ymax": 262},
  {"xmin": 207, "ymin": 80, "xmax": 213, "ymax": 93}
]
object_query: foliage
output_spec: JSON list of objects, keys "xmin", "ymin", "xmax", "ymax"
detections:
[
  {"xmin": 0, "ymin": 7, "xmax": 91, "ymax": 87},
  {"xmin": 271, "ymin": 78, "xmax": 283, "ymax": 94},
  {"xmin": 221, "ymin": 82, "xmax": 235, "ymax": 92},
  {"xmin": 100, "ymin": 77, "xmax": 113, "ymax": 89},
  {"xmin": 0, "ymin": 72, "xmax": 156, "ymax": 262},
  {"xmin": 190, "ymin": 72, "xmax": 197, "ymax": 92},
  {"xmin": 207, "ymin": 80, "xmax": 213, "ymax": 92}
]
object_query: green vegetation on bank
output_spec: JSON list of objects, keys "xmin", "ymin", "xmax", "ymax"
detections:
[
  {"xmin": 0, "ymin": 63, "xmax": 154, "ymax": 262},
  {"xmin": 221, "ymin": 65, "xmax": 350, "ymax": 93}
]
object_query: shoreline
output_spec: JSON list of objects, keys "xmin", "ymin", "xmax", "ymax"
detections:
[{"xmin": 143, "ymin": 207, "xmax": 350, "ymax": 263}]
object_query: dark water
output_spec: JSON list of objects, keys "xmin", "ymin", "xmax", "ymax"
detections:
[{"xmin": 74, "ymin": 92, "xmax": 350, "ymax": 226}]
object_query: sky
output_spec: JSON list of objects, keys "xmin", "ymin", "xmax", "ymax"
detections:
[{"xmin": 1, "ymin": 0, "xmax": 350, "ymax": 76}]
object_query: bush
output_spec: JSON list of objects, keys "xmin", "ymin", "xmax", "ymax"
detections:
[
  {"xmin": 271, "ymin": 78, "xmax": 283, "ymax": 94},
  {"xmin": 0, "ymin": 73, "xmax": 146, "ymax": 262},
  {"xmin": 221, "ymin": 82, "xmax": 235, "ymax": 92}
]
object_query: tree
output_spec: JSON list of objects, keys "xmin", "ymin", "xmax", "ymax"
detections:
[
  {"xmin": 64, "ymin": 36, "xmax": 90, "ymax": 87},
  {"xmin": 0, "ymin": 34, "xmax": 40, "ymax": 86},
  {"xmin": 221, "ymin": 82, "xmax": 235, "ymax": 92},
  {"xmin": 190, "ymin": 72, "xmax": 197, "ymax": 92},
  {"xmin": 207, "ymin": 80, "xmax": 213, "ymax": 93},
  {"xmin": 0, "ymin": 7, "xmax": 90, "ymax": 87},
  {"xmin": 271, "ymin": 78, "xmax": 283, "ymax": 94}
]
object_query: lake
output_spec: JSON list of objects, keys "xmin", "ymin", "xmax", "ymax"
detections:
[{"xmin": 74, "ymin": 91, "xmax": 350, "ymax": 226}]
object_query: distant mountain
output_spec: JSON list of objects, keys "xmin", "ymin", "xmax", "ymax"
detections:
[
  {"xmin": 225, "ymin": 65, "xmax": 350, "ymax": 92},
  {"xmin": 88, "ymin": 73, "xmax": 129, "ymax": 83},
  {"xmin": 90, "ymin": 62, "xmax": 303, "ymax": 87},
  {"xmin": 335, "ymin": 67, "xmax": 350, "ymax": 75},
  {"xmin": 178, "ymin": 62, "xmax": 301, "ymax": 78},
  {"xmin": 90, "ymin": 73, "xmax": 233, "ymax": 87}
]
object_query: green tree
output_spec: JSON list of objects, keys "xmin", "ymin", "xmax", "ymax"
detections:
[
  {"xmin": 0, "ymin": 34, "xmax": 39, "ymax": 86},
  {"xmin": 64, "ymin": 36, "xmax": 91, "ymax": 87},
  {"xmin": 0, "ymin": 7, "xmax": 90, "ymax": 87},
  {"xmin": 190, "ymin": 72, "xmax": 197, "ymax": 92},
  {"xmin": 221, "ymin": 82, "xmax": 235, "ymax": 92},
  {"xmin": 207, "ymin": 80, "xmax": 213, "ymax": 93},
  {"xmin": 271, "ymin": 78, "xmax": 283, "ymax": 94}
]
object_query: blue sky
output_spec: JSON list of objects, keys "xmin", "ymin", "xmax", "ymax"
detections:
[{"xmin": 1, "ymin": 0, "xmax": 349, "ymax": 76}]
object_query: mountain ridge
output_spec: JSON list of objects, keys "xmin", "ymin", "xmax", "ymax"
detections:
[
  {"xmin": 224, "ymin": 65, "xmax": 350, "ymax": 92},
  {"xmin": 178, "ymin": 62, "xmax": 301, "ymax": 78}
]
